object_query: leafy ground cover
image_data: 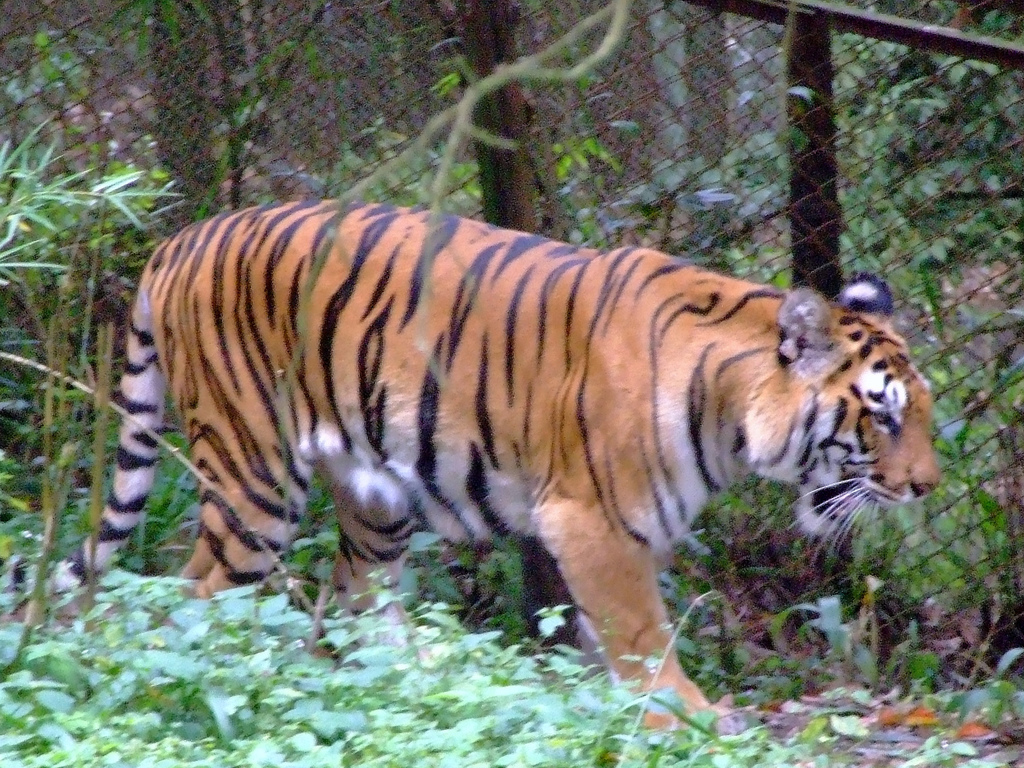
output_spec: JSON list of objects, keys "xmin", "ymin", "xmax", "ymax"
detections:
[{"xmin": 0, "ymin": 574, "xmax": 1017, "ymax": 768}]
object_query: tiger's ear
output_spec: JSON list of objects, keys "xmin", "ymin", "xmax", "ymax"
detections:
[
  {"xmin": 837, "ymin": 273, "xmax": 894, "ymax": 316},
  {"xmin": 777, "ymin": 288, "xmax": 838, "ymax": 375}
]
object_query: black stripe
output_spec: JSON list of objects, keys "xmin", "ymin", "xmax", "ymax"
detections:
[
  {"xmin": 131, "ymin": 431, "xmax": 159, "ymax": 449},
  {"xmin": 192, "ymin": 423, "xmax": 289, "ymax": 521},
  {"xmin": 209, "ymin": 209, "xmax": 253, "ymax": 394},
  {"xmin": 116, "ymin": 446, "xmax": 157, "ymax": 471},
  {"xmin": 199, "ymin": 523, "xmax": 267, "ymax": 585},
  {"xmin": 763, "ymin": 413, "xmax": 798, "ymax": 467},
  {"xmin": 444, "ymin": 242, "xmax": 503, "ymax": 370},
  {"xmin": 97, "ymin": 517, "xmax": 134, "ymax": 543},
  {"xmin": 562, "ymin": 262, "xmax": 589, "ymax": 366},
  {"xmin": 575, "ymin": 364, "xmax": 616, "ymax": 530},
  {"xmin": 586, "ymin": 248, "xmax": 636, "ymax": 340},
  {"xmin": 414, "ymin": 339, "xmax": 471, "ymax": 535},
  {"xmin": 521, "ymin": 382, "xmax": 534, "ymax": 459},
  {"xmin": 732, "ymin": 428, "xmax": 746, "ymax": 456},
  {"xmin": 353, "ymin": 513, "xmax": 412, "ymax": 539},
  {"xmin": 490, "ymin": 233, "xmax": 547, "ymax": 284},
  {"xmin": 503, "ymin": 266, "xmax": 535, "ymax": 407},
  {"xmin": 286, "ymin": 457, "xmax": 310, "ymax": 496},
  {"xmin": 715, "ymin": 347, "xmax": 769, "ymax": 377},
  {"xmin": 262, "ymin": 201, "xmax": 331, "ymax": 325},
  {"xmin": 797, "ymin": 396, "xmax": 820, "ymax": 467},
  {"xmin": 475, "ymin": 335, "xmax": 499, "ymax": 468},
  {"xmin": 320, "ymin": 207, "xmax": 401, "ymax": 427},
  {"xmin": 357, "ymin": 297, "xmax": 394, "ymax": 458},
  {"xmin": 640, "ymin": 447, "xmax": 674, "ymax": 541},
  {"xmin": 603, "ymin": 452, "xmax": 649, "ymax": 547},
  {"xmin": 68, "ymin": 549, "xmax": 87, "ymax": 580},
  {"xmin": 360, "ymin": 243, "xmax": 401, "ymax": 322},
  {"xmin": 121, "ymin": 396, "xmax": 159, "ymax": 415},
  {"xmin": 818, "ymin": 397, "xmax": 850, "ymax": 452},
  {"xmin": 543, "ymin": 243, "xmax": 583, "ymax": 259},
  {"xmin": 536, "ymin": 259, "xmax": 587, "ymax": 364},
  {"xmin": 190, "ymin": 349, "xmax": 279, "ymax": 493},
  {"xmin": 237, "ymin": 215, "xmax": 299, "ymax": 425},
  {"xmin": 366, "ymin": 542, "xmax": 408, "ymax": 563},
  {"xmin": 645, "ymin": 319, "xmax": 689, "ymax": 527},
  {"xmin": 415, "ymin": 339, "xmax": 441, "ymax": 495},
  {"xmin": 225, "ymin": 568, "xmax": 267, "ymax": 586},
  {"xmin": 108, "ymin": 493, "xmax": 147, "ymax": 514},
  {"xmin": 129, "ymin": 321, "xmax": 154, "ymax": 348},
  {"xmin": 206, "ymin": 491, "xmax": 282, "ymax": 554},
  {"xmin": 401, "ymin": 213, "xmax": 460, "ymax": 330},
  {"xmin": 599, "ymin": 251, "xmax": 646, "ymax": 336},
  {"xmin": 656, "ymin": 293, "xmax": 721, "ymax": 346},
  {"xmin": 633, "ymin": 261, "xmax": 689, "ymax": 300},
  {"xmin": 702, "ymin": 288, "xmax": 782, "ymax": 325},
  {"xmin": 466, "ymin": 443, "xmax": 508, "ymax": 534},
  {"xmin": 124, "ymin": 355, "xmax": 157, "ymax": 375},
  {"xmin": 687, "ymin": 345, "xmax": 720, "ymax": 493}
]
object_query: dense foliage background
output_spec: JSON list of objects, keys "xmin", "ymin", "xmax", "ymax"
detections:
[{"xmin": 0, "ymin": 0, "xmax": 1022, "ymax": 763}]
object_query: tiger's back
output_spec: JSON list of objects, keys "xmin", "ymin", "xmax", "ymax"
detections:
[{"xmin": 72, "ymin": 199, "xmax": 940, "ymax": 730}]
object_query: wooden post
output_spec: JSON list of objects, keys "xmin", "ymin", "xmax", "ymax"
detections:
[
  {"xmin": 787, "ymin": 10, "xmax": 843, "ymax": 297},
  {"xmin": 461, "ymin": 0, "xmax": 536, "ymax": 229}
]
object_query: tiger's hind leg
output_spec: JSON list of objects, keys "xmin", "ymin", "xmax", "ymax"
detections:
[
  {"xmin": 327, "ymin": 480, "xmax": 415, "ymax": 644},
  {"xmin": 181, "ymin": 438, "xmax": 312, "ymax": 599}
]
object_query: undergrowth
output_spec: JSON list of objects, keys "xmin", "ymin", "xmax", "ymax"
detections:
[{"xmin": 0, "ymin": 574, "xmax": 1009, "ymax": 768}]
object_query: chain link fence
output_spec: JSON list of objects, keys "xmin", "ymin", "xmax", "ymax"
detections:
[{"xmin": 2, "ymin": 0, "xmax": 1024, "ymax": 673}]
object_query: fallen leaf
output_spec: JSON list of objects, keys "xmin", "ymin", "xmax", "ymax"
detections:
[
  {"xmin": 875, "ymin": 705, "xmax": 940, "ymax": 728},
  {"xmin": 956, "ymin": 721, "xmax": 995, "ymax": 739},
  {"xmin": 877, "ymin": 707, "xmax": 905, "ymax": 727},
  {"xmin": 903, "ymin": 706, "xmax": 940, "ymax": 728}
]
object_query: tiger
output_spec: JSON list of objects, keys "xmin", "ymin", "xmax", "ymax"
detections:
[{"xmin": 60, "ymin": 199, "xmax": 939, "ymax": 730}]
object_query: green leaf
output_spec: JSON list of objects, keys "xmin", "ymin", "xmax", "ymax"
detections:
[
  {"xmin": 829, "ymin": 714, "xmax": 869, "ymax": 738},
  {"xmin": 34, "ymin": 689, "xmax": 75, "ymax": 714},
  {"xmin": 310, "ymin": 710, "xmax": 368, "ymax": 738},
  {"xmin": 995, "ymin": 647, "xmax": 1024, "ymax": 678},
  {"xmin": 537, "ymin": 612, "xmax": 566, "ymax": 639},
  {"xmin": 288, "ymin": 731, "xmax": 318, "ymax": 752},
  {"xmin": 204, "ymin": 690, "xmax": 237, "ymax": 742},
  {"xmin": 950, "ymin": 742, "xmax": 978, "ymax": 757}
]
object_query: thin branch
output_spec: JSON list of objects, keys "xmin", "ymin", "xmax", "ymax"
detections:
[{"xmin": 340, "ymin": 0, "xmax": 634, "ymax": 207}]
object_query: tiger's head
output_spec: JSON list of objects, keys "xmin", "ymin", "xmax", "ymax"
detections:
[{"xmin": 766, "ymin": 274, "xmax": 940, "ymax": 538}]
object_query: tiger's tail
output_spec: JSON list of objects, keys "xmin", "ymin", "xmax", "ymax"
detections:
[{"xmin": 58, "ymin": 286, "xmax": 166, "ymax": 590}]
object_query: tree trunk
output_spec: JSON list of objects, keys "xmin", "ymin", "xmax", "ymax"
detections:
[
  {"xmin": 787, "ymin": 10, "xmax": 843, "ymax": 298},
  {"xmin": 461, "ymin": 0, "xmax": 536, "ymax": 229}
]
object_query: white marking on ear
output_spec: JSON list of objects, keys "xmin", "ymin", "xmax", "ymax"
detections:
[
  {"xmin": 839, "ymin": 283, "xmax": 881, "ymax": 304},
  {"xmin": 837, "ymin": 274, "xmax": 894, "ymax": 316}
]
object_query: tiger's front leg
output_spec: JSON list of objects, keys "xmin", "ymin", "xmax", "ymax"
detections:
[{"xmin": 535, "ymin": 497, "xmax": 737, "ymax": 731}]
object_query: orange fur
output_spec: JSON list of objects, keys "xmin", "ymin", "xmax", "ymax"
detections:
[{"xmin": 71, "ymin": 200, "xmax": 940, "ymax": 729}]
